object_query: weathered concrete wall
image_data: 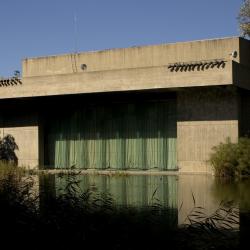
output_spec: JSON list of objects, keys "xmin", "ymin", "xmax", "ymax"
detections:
[
  {"xmin": 233, "ymin": 61, "xmax": 250, "ymax": 90},
  {"xmin": 1, "ymin": 37, "xmax": 248, "ymax": 99},
  {"xmin": 1, "ymin": 37, "xmax": 241, "ymax": 99},
  {"xmin": 177, "ymin": 87, "xmax": 239, "ymax": 173},
  {"xmin": 239, "ymin": 89, "xmax": 250, "ymax": 137},
  {"xmin": 239, "ymin": 37, "xmax": 250, "ymax": 67},
  {"xmin": 0, "ymin": 113, "xmax": 39, "ymax": 168},
  {"xmin": 23, "ymin": 37, "xmax": 240, "ymax": 77},
  {"xmin": 0, "ymin": 61, "xmax": 232, "ymax": 99}
]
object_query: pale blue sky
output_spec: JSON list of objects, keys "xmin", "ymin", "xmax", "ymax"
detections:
[{"xmin": 0, "ymin": 0, "xmax": 243, "ymax": 77}]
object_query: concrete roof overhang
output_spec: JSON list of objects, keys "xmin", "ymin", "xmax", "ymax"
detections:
[
  {"xmin": 1, "ymin": 37, "xmax": 250, "ymax": 99},
  {"xmin": 1, "ymin": 60, "xmax": 248, "ymax": 99}
]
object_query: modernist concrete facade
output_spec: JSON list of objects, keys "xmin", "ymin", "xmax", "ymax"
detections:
[{"xmin": 1, "ymin": 36, "xmax": 250, "ymax": 173}]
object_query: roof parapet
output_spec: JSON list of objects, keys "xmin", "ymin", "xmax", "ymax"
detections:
[{"xmin": 0, "ymin": 77, "xmax": 22, "ymax": 87}]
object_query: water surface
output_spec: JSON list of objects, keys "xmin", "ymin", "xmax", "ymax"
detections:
[{"xmin": 39, "ymin": 173, "xmax": 250, "ymax": 225}]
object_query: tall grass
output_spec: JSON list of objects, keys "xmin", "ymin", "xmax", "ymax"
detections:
[
  {"xmin": 0, "ymin": 166, "xmax": 240, "ymax": 250},
  {"xmin": 177, "ymin": 195, "xmax": 239, "ymax": 250}
]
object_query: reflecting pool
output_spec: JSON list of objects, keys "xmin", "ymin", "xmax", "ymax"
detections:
[
  {"xmin": 2, "ymin": 169, "xmax": 250, "ymax": 249},
  {"xmin": 38, "ymin": 173, "xmax": 250, "ymax": 225}
]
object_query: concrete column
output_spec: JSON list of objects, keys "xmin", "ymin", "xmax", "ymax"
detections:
[
  {"xmin": 1, "ymin": 113, "xmax": 39, "ymax": 169},
  {"xmin": 177, "ymin": 87, "xmax": 239, "ymax": 173}
]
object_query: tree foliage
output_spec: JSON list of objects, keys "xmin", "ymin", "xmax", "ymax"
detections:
[
  {"xmin": 209, "ymin": 137, "xmax": 250, "ymax": 177},
  {"xmin": 0, "ymin": 134, "xmax": 18, "ymax": 166},
  {"xmin": 238, "ymin": 0, "xmax": 250, "ymax": 37}
]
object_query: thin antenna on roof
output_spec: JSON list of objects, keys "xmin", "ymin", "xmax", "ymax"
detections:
[{"xmin": 74, "ymin": 12, "xmax": 78, "ymax": 53}]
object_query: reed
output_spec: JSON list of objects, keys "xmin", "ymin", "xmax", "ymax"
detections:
[{"xmin": 0, "ymin": 167, "xmax": 241, "ymax": 250}]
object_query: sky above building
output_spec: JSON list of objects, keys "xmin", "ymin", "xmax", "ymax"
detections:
[{"xmin": 0, "ymin": 0, "xmax": 243, "ymax": 77}]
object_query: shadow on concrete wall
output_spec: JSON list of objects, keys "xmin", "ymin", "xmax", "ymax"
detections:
[{"xmin": 177, "ymin": 86, "xmax": 239, "ymax": 122}]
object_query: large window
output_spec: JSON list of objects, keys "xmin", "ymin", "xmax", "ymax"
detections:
[{"xmin": 45, "ymin": 100, "xmax": 177, "ymax": 170}]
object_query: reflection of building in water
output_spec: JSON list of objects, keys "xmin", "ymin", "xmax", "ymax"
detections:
[
  {"xmin": 55, "ymin": 175, "xmax": 178, "ymax": 209},
  {"xmin": 39, "ymin": 174, "xmax": 243, "ymax": 230},
  {"xmin": 178, "ymin": 174, "xmax": 221, "ymax": 224}
]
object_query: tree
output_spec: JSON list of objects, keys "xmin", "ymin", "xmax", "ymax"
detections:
[
  {"xmin": 0, "ymin": 134, "xmax": 18, "ymax": 166},
  {"xmin": 238, "ymin": 0, "xmax": 250, "ymax": 37}
]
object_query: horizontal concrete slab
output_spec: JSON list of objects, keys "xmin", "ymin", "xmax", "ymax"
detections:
[
  {"xmin": 1, "ymin": 36, "xmax": 250, "ymax": 99},
  {"xmin": 0, "ymin": 61, "xmax": 233, "ymax": 99}
]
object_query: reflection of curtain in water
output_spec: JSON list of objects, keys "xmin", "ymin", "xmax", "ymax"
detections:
[
  {"xmin": 110, "ymin": 175, "xmax": 178, "ymax": 210},
  {"xmin": 54, "ymin": 175, "xmax": 178, "ymax": 210},
  {"xmin": 47, "ymin": 101, "xmax": 177, "ymax": 170}
]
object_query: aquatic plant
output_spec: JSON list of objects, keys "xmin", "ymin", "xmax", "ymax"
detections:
[
  {"xmin": 0, "ymin": 167, "xmax": 242, "ymax": 250},
  {"xmin": 176, "ymin": 193, "xmax": 239, "ymax": 250}
]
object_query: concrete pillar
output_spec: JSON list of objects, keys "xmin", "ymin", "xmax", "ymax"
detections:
[
  {"xmin": 0, "ymin": 112, "xmax": 39, "ymax": 169},
  {"xmin": 177, "ymin": 87, "xmax": 239, "ymax": 173}
]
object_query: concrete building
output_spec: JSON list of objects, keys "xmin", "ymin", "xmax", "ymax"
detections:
[{"xmin": 1, "ymin": 36, "xmax": 250, "ymax": 173}]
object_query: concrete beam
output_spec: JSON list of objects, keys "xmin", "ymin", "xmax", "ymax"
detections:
[{"xmin": 0, "ymin": 61, "xmax": 233, "ymax": 99}]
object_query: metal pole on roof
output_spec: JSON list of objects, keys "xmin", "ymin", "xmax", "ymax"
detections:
[{"xmin": 74, "ymin": 12, "xmax": 78, "ymax": 54}]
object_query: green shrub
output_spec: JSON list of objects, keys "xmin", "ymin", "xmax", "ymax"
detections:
[
  {"xmin": 0, "ymin": 134, "xmax": 18, "ymax": 166},
  {"xmin": 237, "ymin": 138, "xmax": 250, "ymax": 175},
  {"xmin": 210, "ymin": 137, "xmax": 250, "ymax": 177},
  {"xmin": 210, "ymin": 138, "xmax": 238, "ymax": 177}
]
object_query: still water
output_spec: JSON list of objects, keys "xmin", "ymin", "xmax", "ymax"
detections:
[{"xmin": 37, "ymin": 173, "xmax": 250, "ymax": 225}]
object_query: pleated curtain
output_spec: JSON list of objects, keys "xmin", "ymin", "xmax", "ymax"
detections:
[{"xmin": 46, "ymin": 100, "xmax": 177, "ymax": 170}]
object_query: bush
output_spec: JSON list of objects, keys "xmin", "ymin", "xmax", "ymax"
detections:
[
  {"xmin": 0, "ymin": 134, "xmax": 18, "ymax": 166},
  {"xmin": 237, "ymin": 138, "xmax": 250, "ymax": 175},
  {"xmin": 210, "ymin": 137, "xmax": 250, "ymax": 177}
]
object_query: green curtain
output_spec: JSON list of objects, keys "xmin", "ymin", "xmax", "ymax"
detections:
[{"xmin": 46, "ymin": 100, "xmax": 177, "ymax": 170}]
